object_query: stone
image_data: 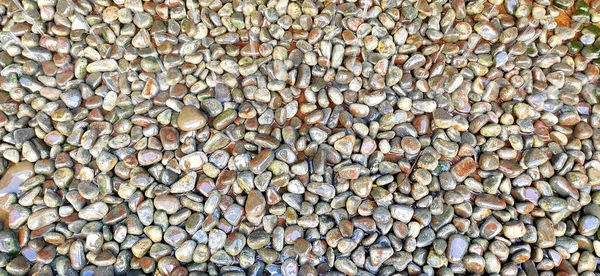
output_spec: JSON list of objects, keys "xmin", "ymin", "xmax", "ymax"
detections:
[
  {"xmin": 0, "ymin": 162, "xmax": 34, "ymax": 192},
  {"xmin": 79, "ymin": 202, "xmax": 109, "ymax": 221},
  {"xmin": 177, "ymin": 105, "xmax": 207, "ymax": 131}
]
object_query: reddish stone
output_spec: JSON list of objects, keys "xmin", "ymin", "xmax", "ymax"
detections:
[
  {"xmin": 499, "ymin": 160, "xmax": 524, "ymax": 178},
  {"xmin": 215, "ymin": 170, "xmax": 236, "ymax": 194},
  {"xmin": 451, "ymin": 157, "xmax": 476, "ymax": 181}
]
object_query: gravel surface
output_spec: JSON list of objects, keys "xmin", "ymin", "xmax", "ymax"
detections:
[{"xmin": 0, "ymin": 0, "xmax": 599, "ymax": 275}]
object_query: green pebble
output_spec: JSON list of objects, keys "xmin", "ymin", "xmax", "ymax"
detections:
[
  {"xmin": 553, "ymin": 0, "xmax": 572, "ymax": 9},
  {"xmin": 105, "ymin": 109, "xmax": 119, "ymax": 123},
  {"xmin": 575, "ymin": 0, "xmax": 589, "ymax": 11},
  {"xmin": 568, "ymin": 40, "xmax": 583, "ymax": 54},
  {"xmin": 573, "ymin": 9, "xmax": 591, "ymax": 23},
  {"xmin": 586, "ymin": 25, "xmax": 600, "ymax": 37}
]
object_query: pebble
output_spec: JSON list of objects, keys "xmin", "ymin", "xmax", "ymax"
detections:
[
  {"xmin": 27, "ymin": 208, "xmax": 58, "ymax": 230},
  {"xmin": 0, "ymin": 162, "xmax": 34, "ymax": 192},
  {"xmin": 350, "ymin": 176, "xmax": 373, "ymax": 198},
  {"xmin": 447, "ymin": 234, "xmax": 469, "ymax": 263},
  {"xmin": 0, "ymin": 230, "xmax": 20, "ymax": 254},
  {"xmin": 451, "ymin": 157, "xmax": 477, "ymax": 181},
  {"xmin": 177, "ymin": 106, "xmax": 208, "ymax": 132},
  {"xmin": 245, "ymin": 190, "xmax": 266, "ymax": 221},
  {"xmin": 334, "ymin": 135, "xmax": 356, "ymax": 156},
  {"xmin": 87, "ymin": 59, "xmax": 118, "ymax": 73},
  {"xmin": 0, "ymin": 0, "xmax": 598, "ymax": 275},
  {"xmin": 79, "ymin": 202, "xmax": 109, "ymax": 221},
  {"xmin": 578, "ymin": 216, "xmax": 600, "ymax": 236},
  {"xmin": 170, "ymin": 172, "xmax": 197, "ymax": 193},
  {"xmin": 247, "ymin": 230, "xmax": 270, "ymax": 249},
  {"xmin": 153, "ymin": 195, "xmax": 180, "ymax": 215}
]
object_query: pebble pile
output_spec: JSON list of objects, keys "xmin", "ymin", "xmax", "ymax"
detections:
[{"xmin": 0, "ymin": 0, "xmax": 599, "ymax": 274}]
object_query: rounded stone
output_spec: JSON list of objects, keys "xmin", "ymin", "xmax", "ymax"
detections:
[{"xmin": 177, "ymin": 105, "xmax": 207, "ymax": 131}]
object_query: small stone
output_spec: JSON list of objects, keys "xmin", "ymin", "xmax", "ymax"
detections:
[
  {"xmin": 154, "ymin": 195, "xmax": 180, "ymax": 214},
  {"xmin": 539, "ymin": 197, "xmax": 567, "ymax": 212},
  {"xmin": 6, "ymin": 256, "xmax": 30, "ymax": 275},
  {"xmin": 390, "ymin": 205, "xmax": 414, "ymax": 223},
  {"xmin": 503, "ymin": 221, "xmax": 526, "ymax": 239}
]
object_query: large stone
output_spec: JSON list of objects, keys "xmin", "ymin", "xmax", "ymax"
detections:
[
  {"xmin": 79, "ymin": 202, "xmax": 109, "ymax": 221},
  {"xmin": 0, "ymin": 162, "xmax": 34, "ymax": 193},
  {"xmin": 177, "ymin": 106, "xmax": 207, "ymax": 131}
]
